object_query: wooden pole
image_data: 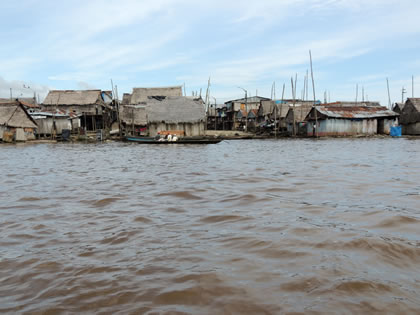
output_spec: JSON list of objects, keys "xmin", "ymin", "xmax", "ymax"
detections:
[
  {"xmin": 271, "ymin": 82, "xmax": 274, "ymax": 99},
  {"xmin": 355, "ymin": 84, "xmax": 358, "ymax": 105},
  {"xmin": 387, "ymin": 78, "xmax": 391, "ymax": 109},
  {"xmin": 273, "ymin": 81, "xmax": 276, "ymax": 100},
  {"xmin": 291, "ymin": 77, "xmax": 296, "ymax": 137},
  {"xmin": 309, "ymin": 50, "xmax": 317, "ymax": 137},
  {"xmin": 111, "ymin": 79, "xmax": 123, "ymax": 140},
  {"xmin": 412, "ymin": 75, "xmax": 414, "ymax": 98},
  {"xmin": 274, "ymin": 103, "xmax": 277, "ymax": 139},
  {"xmin": 245, "ymin": 90, "xmax": 248, "ymax": 132},
  {"xmin": 131, "ymin": 107, "xmax": 134, "ymax": 136},
  {"xmin": 214, "ymin": 98, "xmax": 217, "ymax": 131},
  {"xmin": 205, "ymin": 77, "xmax": 211, "ymax": 111}
]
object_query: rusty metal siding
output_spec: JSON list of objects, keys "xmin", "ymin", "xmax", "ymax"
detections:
[{"xmin": 307, "ymin": 118, "xmax": 378, "ymax": 136}]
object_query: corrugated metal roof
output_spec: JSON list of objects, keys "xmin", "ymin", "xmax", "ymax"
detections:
[
  {"xmin": 225, "ymin": 96, "xmax": 270, "ymax": 104},
  {"xmin": 31, "ymin": 111, "xmax": 70, "ymax": 118},
  {"xmin": 315, "ymin": 106, "xmax": 398, "ymax": 119},
  {"xmin": 323, "ymin": 101, "xmax": 381, "ymax": 107}
]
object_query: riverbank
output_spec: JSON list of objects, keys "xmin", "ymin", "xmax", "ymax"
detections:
[{"xmin": 1, "ymin": 132, "xmax": 419, "ymax": 145}]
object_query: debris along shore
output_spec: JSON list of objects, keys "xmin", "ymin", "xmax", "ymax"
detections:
[{"xmin": 2, "ymin": 85, "xmax": 419, "ymax": 144}]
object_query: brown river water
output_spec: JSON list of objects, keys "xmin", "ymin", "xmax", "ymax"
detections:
[{"xmin": 1, "ymin": 138, "xmax": 420, "ymax": 314}]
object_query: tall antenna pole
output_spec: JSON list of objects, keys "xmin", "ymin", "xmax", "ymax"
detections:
[
  {"xmin": 271, "ymin": 82, "xmax": 274, "ymax": 99},
  {"xmin": 306, "ymin": 69, "xmax": 309, "ymax": 101},
  {"xmin": 386, "ymin": 78, "xmax": 391, "ymax": 109},
  {"xmin": 402, "ymin": 87, "xmax": 406, "ymax": 103},
  {"xmin": 412, "ymin": 75, "xmax": 414, "ymax": 98},
  {"xmin": 273, "ymin": 81, "xmax": 276, "ymax": 100},
  {"xmin": 291, "ymin": 77, "xmax": 296, "ymax": 137},
  {"xmin": 309, "ymin": 50, "xmax": 317, "ymax": 137},
  {"xmin": 205, "ymin": 77, "xmax": 211, "ymax": 112},
  {"xmin": 355, "ymin": 84, "xmax": 358, "ymax": 105}
]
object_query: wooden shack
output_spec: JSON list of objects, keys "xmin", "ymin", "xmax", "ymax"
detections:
[
  {"xmin": 42, "ymin": 90, "xmax": 112, "ymax": 132},
  {"xmin": 129, "ymin": 86, "xmax": 183, "ymax": 104},
  {"xmin": 146, "ymin": 96, "xmax": 206, "ymax": 137},
  {"xmin": 305, "ymin": 105, "xmax": 399, "ymax": 136},
  {"xmin": 119, "ymin": 105, "xmax": 148, "ymax": 136},
  {"xmin": 0, "ymin": 101, "xmax": 37, "ymax": 142},
  {"xmin": 30, "ymin": 111, "xmax": 78, "ymax": 138},
  {"xmin": 399, "ymin": 98, "xmax": 420, "ymax": 135},
  {"xmin": 285, "ymin": 103, "xmax": 314, "ymax": 135}
]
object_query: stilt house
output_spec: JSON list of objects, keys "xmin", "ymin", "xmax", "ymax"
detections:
[
  {"xmin": 0, "ymin": 101, "xmax": 37, "ymax": 142},
  {"xmin": 305, "ymin": 105, "xmax": 399, "ymax": 136},
  {"xmin": 42, "ymin": 90, "xmax": 112, "ymax": 132},
  {"xmin": 399, "ymin": 98, "xmax": 420, "ymax": 135}
]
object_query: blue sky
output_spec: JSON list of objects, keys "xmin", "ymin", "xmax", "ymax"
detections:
[{"xmin": 1, "ymin": 0, "xmax": 420, "ymax": 106}]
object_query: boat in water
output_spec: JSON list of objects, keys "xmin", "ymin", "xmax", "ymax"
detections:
[{"xmin": 125, "ymin": 136, "xmax": 223, "ymax": 144}]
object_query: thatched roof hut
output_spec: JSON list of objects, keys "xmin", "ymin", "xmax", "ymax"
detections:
[
  {"xmin": 146, "ymin": 96, "xmax": 205, "ymax": 124},
  {"xmin": 400, "ymin": 98, "xmax": 420, "ymax": 125},
  {"xmin": 400, "ymin": 98, "xmax": 420, "ymax": 134},
  {"xmin": 130, "ymin": 86, "xmax": 183, "ymax": 104},
  {"xmin": 119, "ymin": 105, "xmax": 147, "ymax": 126},
  {"xmin": 285, "ymin": 104, "xmax": 314, "ymax": 124},
  {"xmin": 145, "ymin": 96, "xmax": 205, "ymax": 137},
  {"xmin": 42, "ymin": 90, "xmax": 112, "ymax": 131},
  {"xmin": 259, "ymin": 100, "xmax": 276, "ymax": 117},
  {"xmin": 0, "ymin": 101, "xmax": 37, "ymax": 129},
  {"xmin": 259, "ymin": 100, "xmax": 292, "ymax": 120},
  {"xmin": 122, "ymin": 93, "xmax": 132, "ymax": 105},
  {"xmin": 42, "ymin": 90, "xmax": 106, "ymax": 107}
]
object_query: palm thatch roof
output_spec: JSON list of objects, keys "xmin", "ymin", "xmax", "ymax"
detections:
[
  {"xmin": 146, "ymin": 96, "xmax": 205, "ymax": 124},
  {"xmin": 130, "ymin": 86, "xmax": 183, "ymax": 104},
  {"xmin": 285, "ymin": 104, "xmax": 314, "ymax": 123},
  {"xmin": 406, "ymin": 98, "xmax": 420, "ymax": 112},
  {"xmin": 259, "ymin": 100, "xmax": 275, "ymax": 116},
  {"xmin": 275, "ymin": 103, "xmax": 291, "ymax": 119},
  {"xmin": 0, "ymin": 101, "xmax": 38, "ymax": 128},
  {"xmin": 122, "ymin": 93, "xmax": 132, "ymax": 105},
  {"xmin": 42, "ymin": 90, "xmax": 104, "ymax": 106},
  {"xmin": 119, "ymin": 105, "xmax": 147, "ymax": 125},
  {"xmin": 400, "ymin": 98, "xmax": 420, "ymax": 124}
]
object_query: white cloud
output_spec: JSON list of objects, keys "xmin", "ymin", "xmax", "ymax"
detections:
[
  {"xmin": 1, "ymin": 0, "xmax": 420, "ymax": 103},
  {"xmin": 0, "ymin": 76, "xmax": 51, "ymax": 102}
]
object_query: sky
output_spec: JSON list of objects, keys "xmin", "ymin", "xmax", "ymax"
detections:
[{"xmin": 1, "ymin": 0, "xmax": 420, "ymax": 106}]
